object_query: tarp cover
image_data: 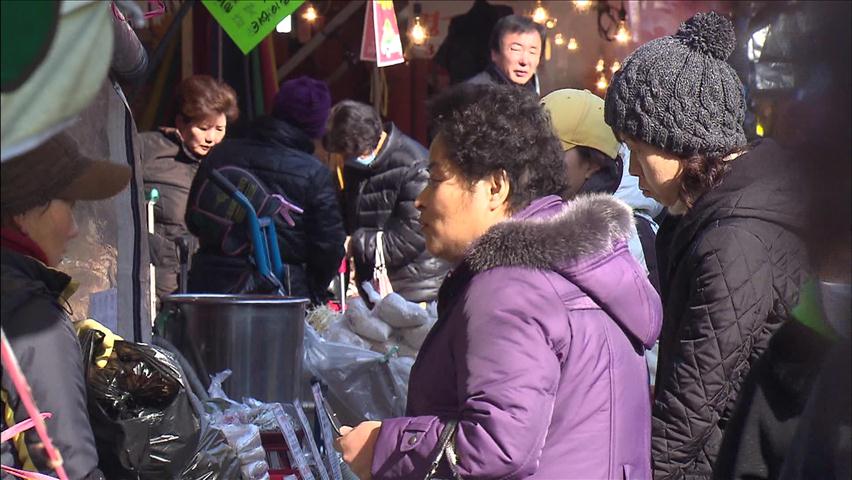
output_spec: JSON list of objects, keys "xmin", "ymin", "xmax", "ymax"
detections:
[{"xmin": 1, "ymin": 1, "xmax": 113, "ymax": 161}]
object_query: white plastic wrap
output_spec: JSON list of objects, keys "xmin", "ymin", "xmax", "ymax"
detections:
[
  {"xmin": 373, "ymin": 292, "xmax": 431, "ymax": 328},
  {"xmin": 345, "ymin": 297, "xmax": 392, "ymax": 342},
  {"xmin": 323, "ymin": 317, "xmax": 372, "ymax": 350},
  {"xmin": 399, "ymin": 320, "xmax": 435, "ymax": 350},
  {"xmin": 219, "ymin": 424, "xmax": 268, "ymax": 480}
]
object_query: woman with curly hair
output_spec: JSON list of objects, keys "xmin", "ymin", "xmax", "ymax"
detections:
[
  {"xmin": 604, "ymin": 12, "xmax": 810, "ymax": 478},
  {"xmin": 334, "ymin": 84, "xmax": 662, "ymax": 479}
]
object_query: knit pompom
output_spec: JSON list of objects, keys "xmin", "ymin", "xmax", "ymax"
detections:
[{"xmin": 675, "ymin": 11, "xmax": 735, "ymax": 61}]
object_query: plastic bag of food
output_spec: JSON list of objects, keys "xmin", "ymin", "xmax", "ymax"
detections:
[
  {"xmin": 399, "ymin": 321, "xmax": 434, "ymax": 350},
  {"xmin": 345, "ymin": 297, "xmax": 391, "ymax": 342},
  {"xmin": 373, "ymin": 292, "xmax": 431, "ymax": 328},
  {"xmin": 324, "ymin": 317, "xmax": 373, "ymax": 350},
  {"xmin": 303, "ymin": 325, "xmax": 412, "ymax": 421}
]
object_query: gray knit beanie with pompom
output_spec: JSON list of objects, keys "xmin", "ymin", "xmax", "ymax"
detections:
[{"xmin": 604, "ymin": 11, "xmax": 747, "ymax": 157}]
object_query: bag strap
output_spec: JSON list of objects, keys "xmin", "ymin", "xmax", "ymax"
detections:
[
  {"xmin": 373, "ymin": 231, "xmax": 394, "ymax": 297},
  {"xmin": 375, "ymin": 231, "xmax": 386, "ymax": 271},
  {"xmin": 423, "ymin": 419, "xmax": 461, "ymax": 480}
]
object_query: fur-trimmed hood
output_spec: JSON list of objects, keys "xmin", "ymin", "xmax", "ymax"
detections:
[
  {"xmin": 467, "ymin": 194, "xmax": 634, "ymax": 272},
  {"xmin": 466, "ymin": 194, "xmax": 662, "ymax": 349}
]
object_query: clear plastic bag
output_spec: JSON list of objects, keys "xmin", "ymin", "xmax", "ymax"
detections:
[
  {"xmin": 303, "ymin": 325, "xmax": 413, "ymax": 421},
  {"xmin": 345, "ymin": 296, "xmax": 391, "ymax": 342},
  {"xmin": 219, "ymin": 424, "xmax": 268, "ymax": 480},
  {"xmin": 205, "ymin": 370, "xmax": 271, "ymax": 479},
  {"xmin": 373, "ymin": 292, "xmax": 431, "ymax": 328}
]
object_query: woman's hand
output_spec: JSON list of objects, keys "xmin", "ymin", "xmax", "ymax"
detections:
[{"xmin": 334, "ymin": 421, "xmax": 382, "ymax": 480}]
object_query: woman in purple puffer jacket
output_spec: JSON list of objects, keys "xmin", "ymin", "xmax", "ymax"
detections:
[{"xmin": 335, "ymin": 84, "xmax": 662, "ymax": 480}]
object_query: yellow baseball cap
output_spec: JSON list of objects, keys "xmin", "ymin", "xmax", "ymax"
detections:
[{"xmin": 541, "ymin": 88, "xmax": 621, "ymax": 159}]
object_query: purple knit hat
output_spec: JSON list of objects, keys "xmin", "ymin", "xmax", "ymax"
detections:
[{"xmin": 272, "ymin": 76, "xmax": 332, "ymax": 139}]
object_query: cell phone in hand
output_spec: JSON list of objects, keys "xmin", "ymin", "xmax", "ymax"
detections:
[{"xmin": 321, "ymin": 396, "xmax": 343, "ymax": 437}]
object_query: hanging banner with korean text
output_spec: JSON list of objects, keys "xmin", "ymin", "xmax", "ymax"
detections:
[
  {"xmin": 201, "ymin": 0, "xmax": 304, "ymax": 55},
  {"xmin": 360, "ymin": 0, "xmax": 404, "ymax": 67}
]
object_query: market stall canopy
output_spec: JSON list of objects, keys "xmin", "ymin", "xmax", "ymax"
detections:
[{"xmin": 1, "ymin": 0, "xmax": 114, "ymax": 162}]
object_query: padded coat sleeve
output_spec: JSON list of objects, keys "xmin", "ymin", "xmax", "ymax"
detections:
[
  {"xmin": 2, "ymin": 299, "xmax": 101, "ymax": 479},
  {"xmin": 651, "ymin": 226, "xmax": 779, "ymax": 478},
  {"xmin": 371, "ymin": 269, "xmax": 562, "ymax": 479},
  {"xmin": 352, "ymin": 165, "xmax": 427, "ymax": 273},
  {"xmin": 303, "ymin": 166, "xmax": 346, "ymax": 299}
]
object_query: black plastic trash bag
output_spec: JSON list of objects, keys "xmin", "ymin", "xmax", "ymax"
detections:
[
  {"xmin": 81, "ymin": 330, "xmax": 201, "ymax": 479},
  {"xmin": 180, "ymin": 422, "xmax": 243, "ymax": 480}
]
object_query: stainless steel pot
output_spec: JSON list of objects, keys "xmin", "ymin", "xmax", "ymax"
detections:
[{"xmin": 159, "ymin": 294, "xmax": 308, "ymax": 404}]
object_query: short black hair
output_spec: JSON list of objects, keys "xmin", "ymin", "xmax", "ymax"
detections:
[
  {"xmin": 575, "ymin": 146, "xmax": 622, "ymax": 181},
  {"xmin": 428, "ymin": 84, "xmax": 567, "ymax": 212},
  {"xmin": 489, "ymin": 15, "xmax": 546, "ymax": 54},
  {"xmin": 323, "ymin": 100, "xmax": 382, "ymax": 158}
]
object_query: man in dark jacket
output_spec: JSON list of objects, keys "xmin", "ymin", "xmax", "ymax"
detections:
[
  {"xmin": 466, "ymin": 14, "xmax": 544, "ymax": 96},
  {"xmin": 323, "ymin": 100, "xmax": 449, "ymax": 303},
  {"xmin": 185, "ymin": 76, "xmax": 345, "ymax": 305},
  {"xmin": 433, "ymin": 0, "xmax": 513, "ymax": 84}
]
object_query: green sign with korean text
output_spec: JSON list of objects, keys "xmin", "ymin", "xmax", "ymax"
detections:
[{"xmin": 201, "ymin": 0, "xmax": 304, "ymax": 54}]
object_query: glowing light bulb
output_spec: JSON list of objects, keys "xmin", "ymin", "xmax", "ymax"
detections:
[
  {"xmin": 615, "ymin": 20, "xmax": 631, "ymax": 43},
  {"xmin": 755, "ymin": 122, "xmax": 765, "ymax": 137},
  {"xmin": 302, "ymin": 4, "xmax": 318, "ymax": 23},
  {"xmin": 545, "ymin": 18, "xmax": 557, "ymax": 29},
  {"xmin": 573, "ymin": 0, "xmax": 592, "ymax": 12},
  {"xmin": 595, "ymin": 58, "xmax": 605, "ymax": 72},
  {"xmin": 567, "ymin": 37, "xmax": 578, "ymax": 50},
  {"xmin": 410, "ymin": 16, "xmax": 427, "ymax": 46},
  {"xmin": 532, "ymin": 2, "xmax": 549, "ymax": 25},
  {"xmin": 596, "ymin": 73, "xmax": 609, "ymax": 91},
  {"xmin": 610, "ymin": 60, "xmax": 621, "ymax": 73},
  {"xmin": 554, "ymin": 33, "xmax": 565, "ymax": 46}
]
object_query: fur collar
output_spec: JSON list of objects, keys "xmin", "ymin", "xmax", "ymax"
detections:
[{"xmin": 467, "ymin": 194, "xmax": 634, "ymax": 273}]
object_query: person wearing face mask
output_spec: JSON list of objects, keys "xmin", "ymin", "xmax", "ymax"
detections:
[
  {"xmin": 604, "ymin": 12, "xmax": 810, "ymax": 478},
  {"xmin": 141, "ymin": 75, "xmax": 239, "ymax": 304},
  {"xmin": 323, "ymin": 100, "xmax": 450, "ymax": 304},
  {"xmin": 1, "ymin": 132, "xmax": 131, "ymax": 480},
  {"xmin": 466, "ymin": 14, "xmax": 544, "ymax": 96}
]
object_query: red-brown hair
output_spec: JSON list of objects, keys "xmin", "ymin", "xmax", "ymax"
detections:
[{"xmin": 175, "ymin": 75, "xmax": 239, "ymax": 123}]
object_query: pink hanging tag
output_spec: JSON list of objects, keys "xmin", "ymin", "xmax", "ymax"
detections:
[
  {"xmin": 1, "ymin": 412, "xmax": 52, "ymax": 443},
  {"xmin": 144, "ymin": 0, "xmax": 165, "ymax": 19}
]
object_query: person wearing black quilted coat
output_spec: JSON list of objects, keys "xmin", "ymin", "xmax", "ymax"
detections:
[
  {"xmin": 604, "ymin": 12, "xmax": 809, "ymax": 477},
  {"xmin": 323, "ymin": 100, "xmax": 450, "ymax": 303}
]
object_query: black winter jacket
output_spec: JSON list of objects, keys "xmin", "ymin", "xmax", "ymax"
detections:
[
  {"xmin": 0, "ymin": 249, "xmax": 104, "ymax": 480},
  {"xmin": 713, "ymin": 318, "xmax": 832, "ymax": 480},
  {"xmin": 141, "ymin": 130, "xmax": 199, "ymax": 299},
  {"xmin": 185, "ymin": 116, "xmax": 345, "ymax": 304},
  {"xmin": 466, "ymin": 62, "xmax": 539, "ymax": 96},
  {"xmin": 343, "ymin": 123, "xmax": 449, "ymax": 303},
  {"xmin": 651, "ymin": 139, "xmax": 809, "ymax": 478},
  {"xmin": 777, "ymin": 339, "xmax": 851, "ymax": 480}
]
